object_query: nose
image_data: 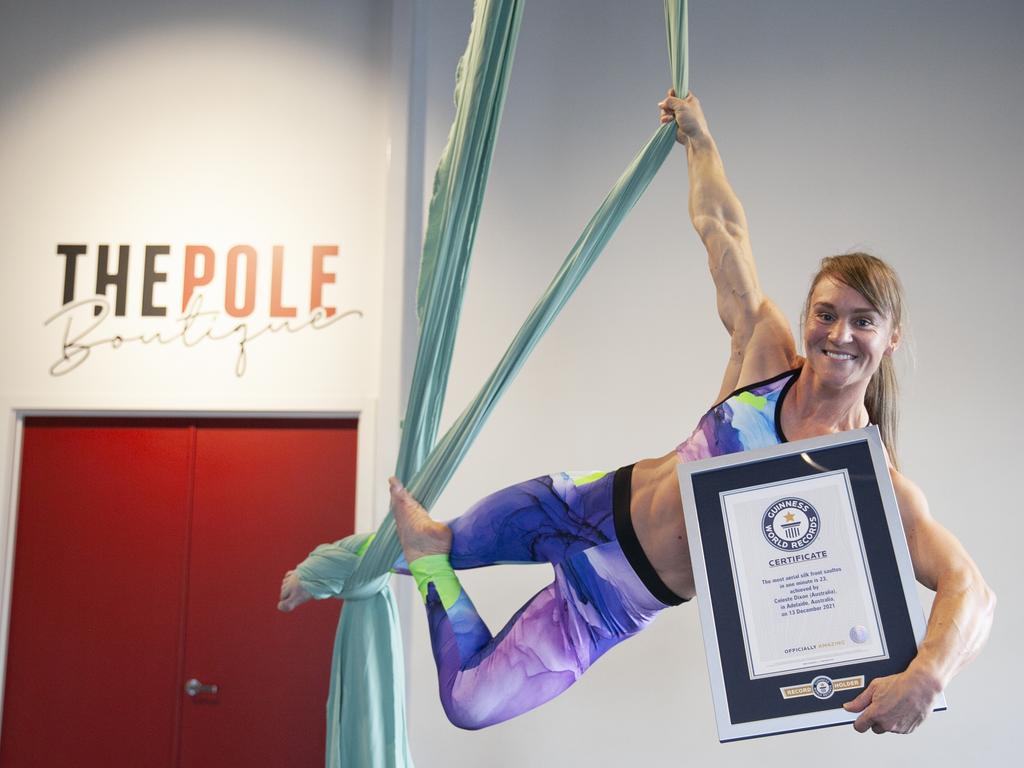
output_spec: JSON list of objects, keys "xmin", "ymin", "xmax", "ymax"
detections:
[{"xmin": 828, "ymin": 320, "xmax": 852, "ymax": 345}]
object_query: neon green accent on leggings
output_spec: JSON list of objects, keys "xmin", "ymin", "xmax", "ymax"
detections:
[
  {"xmin": 737, "ymin": 391, "xmax": 767, "ymax": 410},
  {"xmin": 572, "ymin": 471, "xmax": 607, "ymax": 486},
  {"xmin": 355, "ymin": 533, "xmax": 376, "ymax": 557},
  {"xmin": 409, "ymin": 554, "xmax": 461, "ymax": 611}
]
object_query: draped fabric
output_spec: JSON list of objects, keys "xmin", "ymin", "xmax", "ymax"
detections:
[{"xmin": 294, "ymin": 2, "xmax": 688, "ymax": 765}]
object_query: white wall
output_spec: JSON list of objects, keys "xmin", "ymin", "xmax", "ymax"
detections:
[
  {"xmin": 0, "ymin": 0, "xmax": 414, "ymax": 712},
  {"xmin": 1, "ymin": 1, "xmax": 1020, "ymax": 764},
  {"xmin": 406, "ymin": 1, "xmax": 1021, "ymax": 766}
]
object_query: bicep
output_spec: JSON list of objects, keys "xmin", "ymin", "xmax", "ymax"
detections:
[{"xmin": 892, "ymin": 472, "xmax": 977, "ymax": 591}]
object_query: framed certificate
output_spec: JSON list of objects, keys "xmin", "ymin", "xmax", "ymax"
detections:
[{"xmin": 678, "ymin": 427, "xmax": 945, "ymax": 741}]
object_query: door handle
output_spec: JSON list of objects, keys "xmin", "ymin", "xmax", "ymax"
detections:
[{"xmin": 184, "ymin": 678, "xmax": 219, "ymax": 698}]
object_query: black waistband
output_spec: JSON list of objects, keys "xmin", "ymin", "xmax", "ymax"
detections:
[{"xmin": 612, "ymin": 464, "xmax": 687, "ymax": 607}]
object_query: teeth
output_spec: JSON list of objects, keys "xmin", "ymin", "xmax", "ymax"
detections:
[{"xmin": 824, "ymin": 351, "xmax": 854, "ymax": 360}]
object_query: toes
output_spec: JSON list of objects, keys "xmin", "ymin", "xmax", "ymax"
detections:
[{"xmin": 390, "ymin": 476, "xmax": 414, "ymax": 498}]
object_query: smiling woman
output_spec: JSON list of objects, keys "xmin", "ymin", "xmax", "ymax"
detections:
[
  {"xmin": 282, "ymin": 87, "xmax": 996, "ymax": 737},
  {"xmin": 799, "ymin": 254, "xmax": 905, "ymax": 465}
]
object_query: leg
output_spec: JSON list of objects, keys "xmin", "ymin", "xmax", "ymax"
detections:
[
  {"xmin": 419, "ymin": 542, "xmax": 668, "ymax": 729},
  {"xmin": 424, "ymin": 573, "xmax": 592, "ymax": 730},
  {"xmin": 392, "ymin": 473, "xmax": 669, "ymax": 729},
  {"xmin": 445, "ymin": 470, "xmax": 617, "ymax": 568},
  {"xmin": 391, "ymin": 470, "xmax": 614, "ymax": 573},
  {"xmin": 391, "ymin": 471, "xmax": 616, "ymax": 662}
]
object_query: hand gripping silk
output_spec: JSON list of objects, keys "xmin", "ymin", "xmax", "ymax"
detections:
[{"xmin": 294, "ymin": 1, "xmax": 689, "ymax": 764}]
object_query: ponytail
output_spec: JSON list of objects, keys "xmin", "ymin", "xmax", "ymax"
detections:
[{"xmin": 864, "ymin": 354, "xmax": 899, "ymax": 470}]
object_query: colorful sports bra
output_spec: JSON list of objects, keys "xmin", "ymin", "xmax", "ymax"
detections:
[{"xmin": 675, "ymin": 368, "xmax": 801, "ymax": 462}]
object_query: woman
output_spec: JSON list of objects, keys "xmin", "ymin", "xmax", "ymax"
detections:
[{"xmin": 281, "ymin": 91, "xmax": 995, "ymax": 734}]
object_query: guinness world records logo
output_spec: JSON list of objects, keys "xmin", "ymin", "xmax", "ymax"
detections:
[
  {"xmin": 762, "ymin": 497, "xmax": 820, "ymax": 551},
  {"xmin": 811, "ymin": 675, "xmax": 834, "ymax": 699}
]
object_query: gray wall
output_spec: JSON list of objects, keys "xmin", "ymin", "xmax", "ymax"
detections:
[
  {"xmin": 1, "ymin": 1, "xmax": 1018, "ymax": 765},
  {"xmin": 407, "ymin": 1, "xmax": 1021, "ymax": 766}
]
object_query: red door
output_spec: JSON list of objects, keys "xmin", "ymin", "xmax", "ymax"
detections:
[{"xmin": 1, "ymin": 417, "xmax": 357, "ymax": 767}]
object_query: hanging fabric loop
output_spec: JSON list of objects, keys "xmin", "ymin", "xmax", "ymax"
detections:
[{"xmin": 295, "ymin": 2, "xmax": 688, "ymax": 765}]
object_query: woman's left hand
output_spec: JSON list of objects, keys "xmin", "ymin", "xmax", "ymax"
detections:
[{"xmin": 843, "ymin": 666, "xmax": 943, "ymax": 734}]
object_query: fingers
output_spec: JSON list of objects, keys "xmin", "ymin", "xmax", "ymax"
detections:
[
  {"xmin": 848, "ymin": 680, "xmax": 877, "ymax": 733},
  {"xmin": 853, "ymin": 710, "xmax": 875, "ymax": 733},
  {"xmin": 843, "ymin": 680, "xmax": 874, "ymax": 713}
]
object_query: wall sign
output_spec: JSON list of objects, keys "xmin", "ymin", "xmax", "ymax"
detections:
[{"xmin": 46, "ymin": 242, "xmax": 363, "ymax": 376}]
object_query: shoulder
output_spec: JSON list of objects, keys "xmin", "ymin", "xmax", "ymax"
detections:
[
  {"xmin": 888, "ymin": 467, "xmax": 944, "ymax": 584},
  {"xmin": 717, "ymin": 298, "xmax": 800, "ymax": 401},
  {"xmin": 887, "ymin": 466, "xmax": 982, "ymax": 591},
  {"xmin": 889, "ymin": 468, "xmax": 931, "ymax": 524}
]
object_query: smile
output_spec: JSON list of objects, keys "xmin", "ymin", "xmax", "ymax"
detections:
[{"xmin": 823, "ymin": 350, "xmax": 856, "ymax": 360}]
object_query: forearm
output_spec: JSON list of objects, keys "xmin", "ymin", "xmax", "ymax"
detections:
[
  {"xmin": 662, "ymin": 91, "xmax": 764, "ymax": 334},
  {"xmin": 685, "ymin": 132, "xmax": 750, "ymax": 244},
  {"xmin": 909, "ymin": 566, "xmax": 996, "ymax": 689}
]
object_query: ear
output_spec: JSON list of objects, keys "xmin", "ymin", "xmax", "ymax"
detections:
[{"xmin": 885, "ymin": 325, "xmax": 902, "ymax": 356}]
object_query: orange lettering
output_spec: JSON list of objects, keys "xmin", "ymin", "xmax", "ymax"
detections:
[
  {"xmin": 183, "ymin": 245, "xmax": 214, "ymax": 311},
  {"xmin": 225, "ymin": 245, "xmax": 257, "ymax": 317},
  {"xmin": 270, "ymin": 245, "xmax": 297, "ymax": 318},
  {"xmin": 310, "ymin": 245, "xmax": 338, "ymax": 317}
]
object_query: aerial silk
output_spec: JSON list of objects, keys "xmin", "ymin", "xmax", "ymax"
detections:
[{"xmin": 294, "ymin": 1, "xmax": 688, "ymax": 765}]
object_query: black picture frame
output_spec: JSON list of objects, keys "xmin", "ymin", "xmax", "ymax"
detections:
[{"xmin": 677, "ymin": 427, "xmax": 944, "ymax": 741}]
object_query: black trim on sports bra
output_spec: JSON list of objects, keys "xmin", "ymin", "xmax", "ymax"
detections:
[
  {"xmin": 709, "ymin": 367, "xmax": 802, "ymax": 412},
  {"xmin": 774, "ymin": 365, "xmax": 801, "ymax": 443},
  {"xmin": 612, "ymin": 464, "xmax": 688, "ymax": 607}
]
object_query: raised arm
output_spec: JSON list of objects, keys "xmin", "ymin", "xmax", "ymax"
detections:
[
  {"xmin": 844, "ymin": 471, "xmax": 996, "ymax": 733},
  {"xmin": 660, "ymin": 91, "xmax": 796, "ymax": 398}
]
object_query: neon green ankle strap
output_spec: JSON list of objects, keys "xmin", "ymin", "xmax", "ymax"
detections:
[{"xmin": 408, "ymin": 554, "xmax": 461, "ymax": 611}]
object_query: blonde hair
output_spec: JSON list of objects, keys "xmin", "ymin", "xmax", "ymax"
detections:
[{"xmin": 803, "ymin": 253, "xmax": 905, "ymax": 468}]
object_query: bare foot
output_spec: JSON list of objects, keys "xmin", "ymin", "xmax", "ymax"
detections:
[
  {"xmin": 390, "ymin": 476, "xmax": 451, "ymax": 564},
  {"xmin": 278, "ymin": 569, "xmax": 313, "ymax": 612}
]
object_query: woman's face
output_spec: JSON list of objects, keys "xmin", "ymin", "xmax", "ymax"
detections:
[{"xmin": 803, "ymin": 277, "xmax": 900, "ymax": 389}]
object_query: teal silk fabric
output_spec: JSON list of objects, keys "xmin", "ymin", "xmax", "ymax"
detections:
[{"xmin": 295, "ymin": 1, "xmax": 688, "ymax": 765}]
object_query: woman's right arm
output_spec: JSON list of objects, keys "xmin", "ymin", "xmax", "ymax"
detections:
[{"xmin": 660, "ymin": 91, "xmax": 797, "ymax": 399}]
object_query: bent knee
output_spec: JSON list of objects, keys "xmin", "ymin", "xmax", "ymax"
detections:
[
  {"xmin": 440, "ymin": 679, "xmax": 520, "ymax": 730},
  {"xmin": 441, "ymin": 698, "xmax": 494, "ymax": 731}
]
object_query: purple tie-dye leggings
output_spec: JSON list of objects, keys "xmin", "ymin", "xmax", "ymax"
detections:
[{"xmin": 414, "ymin": 465, "xmax": 686, "ymax": 729}]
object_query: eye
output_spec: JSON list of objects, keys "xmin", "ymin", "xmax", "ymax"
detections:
[
  {"xmin": 816, "ymin": 312, "xmax": 835, "ymax": 323},
  {"xmin": 855, "ymin": 317, "xmax": 876, "ymax": 328}
]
